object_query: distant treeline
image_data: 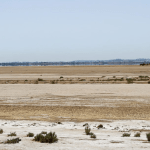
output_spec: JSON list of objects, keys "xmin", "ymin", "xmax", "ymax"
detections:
[
  {"xmin": 140, "ymin": 63, "xmax": 150, "ymax": 66},
  {"xmin": 0, "ymin": 60, "xmax": 150, "ymax": 66}
]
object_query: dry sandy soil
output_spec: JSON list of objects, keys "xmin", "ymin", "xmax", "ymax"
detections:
[
  {"xmin": 0, "ymin": 66, "xmax": 150, "ymax": 149},
  {"xmin": 0, "ymin": 65, "xmax": 150, "ymax": 75}
]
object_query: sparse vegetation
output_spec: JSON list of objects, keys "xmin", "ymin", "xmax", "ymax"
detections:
[
  {"xmin": 140, "ymin": 63, "xmax": 150, "ymax": 66},
  {"xmin": 97, "ymin": 124, "xmax": 103, "ymax": 129},
  {"xmin": 34, "ymin": 80, "xmax": 38, "ymax": 84},
  {"xmin": 51, "ymin": 80, "xmax": 55, "ymax": 84},
  {"xmin": 34, "ymin": 132, "xmax": 58, "ymax": 143},
  {"xmin": 60, "ymin": 76, "xmax": 63, "ymax": 79},
  {"xmin": 122, "ymin": 133, "xmax": 130, "ymax": 137},
  {"xmin": 126, "ymin": 78, "xmax": 133, "ymax": 84},
  {"xmin": 90, "ymin": 133, "xmax": 96, "ymax": 139},
  {"xmin": 79, "ymin": 79, "xmax": 86, "ymax": 81},
  {"xmin": 38, "ymin": 78, "xmax": 43, "ymax": 81},
  {"xmin": 8, "ymin": 132, "xmax": 17, "ymax": 136},
  {"xmin": 5, "ymin": 138, "xmax": 21, "ymax": 144},
  {"xmin": 83, "ymin": 123, "xmax": 88, "ymax": 127},
  {"xmin": 134, "ymin": 132, "xmax": 140, "ymax": 137},
  {"xmin": 85, "ymin": 126, "xmax": 91, "ymax": 135},
  {"xmin": 0, "ymin": 129, "xmax": 3, "ymax": 134},
  {"xmin": 27, "ymin": 132, "xmax": 34, "ymax": 137},
  {"xmin": 90, "ymin": 79, "xmax": 94, "ymax": 81},
  {"xmin": 85, "ymin": 127, "xmax": 96, "ymax": 138},
  {"xmin": 146, "ymin": 133, "xmax": 150, "ymax": 141},
  {"xmin": 120, "ymin": 78, "xmax": 124, "ymax": 81}
]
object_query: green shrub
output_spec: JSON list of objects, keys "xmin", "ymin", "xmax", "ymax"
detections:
[
  {"xmin": 51, "ymin": 80, "xmax": 55, "ymax": 84},
  {"xmin": 79, "ymin": 79, "xmax": 86, "ymax": 81},
  {"xmin": 148, "ymin": 81, "xmax": 150, "ymax": 84},
  {"xmin": 38, "ymin": 78, "xmax": 43, "ymax": 81},
  {"xmin": 97, "ymin": 124, "xmax": 103, "ymax": 129},
  {"xmin": 90, "ymin": 133, "xmax": 96, "ymax": 139},
  {"xmin": 34, "ymin": 133, "xmax": 43, "ymax": 141},
  {"xmin": 60, "ymin": 76, "xmax": 63, "ymax": 79},
  {"xmin": 27, "ymin": 132, "xmax": 34, "ymax": 137},
  {"xmin": 120, "ymin": 78, "xmax": 124, "ymax": 81},
  {"xmin": 139, "ymin": 76, "xmax": 144, "ymax": 78},
  {"xmin": 8, "ymin": 132, "xmax": 16, "ymax": 136},
  {"xmin": 146, "ymin": 133, "xmax": 150, "ymax": 141},
  {"xmin": 83, "ymin": 123, "xmax": 88, "ymax": 127},
  {"xmin": 34, "ymin": 132, "xmax": 58, "ymax": 143},
  {"xmin": 5, "ymin": 138, "xmax": 21, "ymax": 144},
  {"xmin": 134, "ymin": 132, "xmax": 140, "ymax": 137},
  {"xmin": 126, "ymin": 78, "xmax": 133, "ymax": 84},
  {"xmin": 122, "ymin": 133, "xmax": 130, "ymax": 137},
  {"xmin": 85, "ymin": 126, "xmax": 91, "ymax": 135},
  {"xmin": 0, "ymin": 129, "xmax": 3, "ymax": 134}
]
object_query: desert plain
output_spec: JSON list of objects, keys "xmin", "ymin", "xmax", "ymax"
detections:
[{"xmin": 0, "ymin": 65, "xmax": 150, "ymax": 150}]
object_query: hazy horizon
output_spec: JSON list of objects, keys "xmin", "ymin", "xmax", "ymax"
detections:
[{"xmin": 1, "ymin": 0, "xmax": 150, "ymax": 62}]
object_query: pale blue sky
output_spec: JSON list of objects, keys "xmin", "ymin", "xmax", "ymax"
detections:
[{"xmin": 0, "ymin": 0, "xmax": 150, "ymax": 62}]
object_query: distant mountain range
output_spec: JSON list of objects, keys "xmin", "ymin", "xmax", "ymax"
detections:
[{"xmin": 0, "ymin": 59, "xmax": 150, "ymax": 66}]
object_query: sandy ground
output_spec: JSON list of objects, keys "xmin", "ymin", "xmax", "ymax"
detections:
[
  {"xmin": 0, "ymin": 66, "xmax": 150, "ymax": 149},
  {"xmin": 0, "ymin": 120, "xmax": 150, "ymax": 150},
  {"xmin": 0, "ymin": 84, "xmax": 150, "ymax": 121},
  {"xmin": 0, "ymin": 66, "xmax": 150, "ymax": 75}
]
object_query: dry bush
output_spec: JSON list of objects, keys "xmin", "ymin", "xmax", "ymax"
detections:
[
  {"xmin": 97, "ymin": 124, "xmax": 103, "ymax": 129},
  {"xmin": 85, "ymin": 126, "xmax": 91, "ymax": 135},
  {"xmin": 83, "ymin": 123, "xmax": 88, "ymax": 127},
  {"xmin": 0, "ymin": 129, "xmax": 3, "ymax": 134},
  {"xmin": 122, "ymin": 133, "xmax": 130, "ymax": 137},
  {"xmin": 34, "ymin": 132, "xmax": 58, "ymax": 143},
  {"xmin": 146, "ymin": 133, "xmax": 150, "ymax": 141},
  {"xmin": 134, "ymin": 132, "xmax": 140, "ymax": 137},
  {"xmin": 27, "ymin": 132, "xmax": 34, "ymax": 137},
  {"xmin": 8, "ymin": 132, "xmax": 17, "ymax": 136},
  {"xmin": 5, "ymin": 138, "xmax": 21, "ymax": 144},
  {"xmin": 90, "ymin": 133, "xmax": 96, "ymax": 139},
  {"xmin": 38, "ymin": 78, "xmax": 43, "ymax": 81}
]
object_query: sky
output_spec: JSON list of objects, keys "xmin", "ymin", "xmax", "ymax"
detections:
[{"xmin": 0, "ymin": 0, "xmax": 150, "ymax": 62}]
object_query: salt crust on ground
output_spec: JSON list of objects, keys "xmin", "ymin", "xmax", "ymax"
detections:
[{"xmin": 0, "ymin": 120, "xmax": 150, "ymax": 150}]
